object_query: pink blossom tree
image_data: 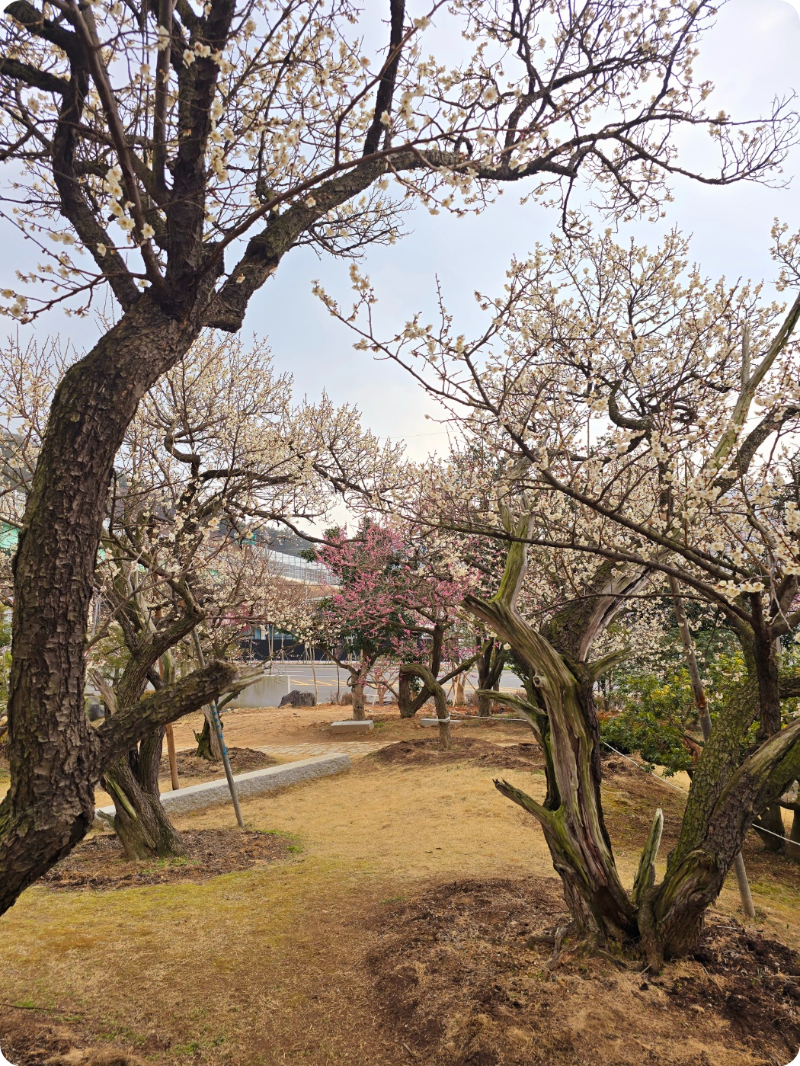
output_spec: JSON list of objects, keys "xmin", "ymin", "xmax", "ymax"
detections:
[{"xmin": 306, "ymin": 522, "xmax": 478, "ymax": 747}]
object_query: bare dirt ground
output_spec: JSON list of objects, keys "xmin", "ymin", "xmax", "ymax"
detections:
[
  {"xmin": 168, "ymin": 701, "xmax": 532, "ymax": 754},
  {"xmin": 40, "ymin": 829, "xmax": 292, "ymax": 891},
  {"xmin": 157, "ymin": 747, "xmax": 277, "ymax": 786},
  {"xmin": 2, "ymin": 707, "xmax": 800, "ymax": 1066}
]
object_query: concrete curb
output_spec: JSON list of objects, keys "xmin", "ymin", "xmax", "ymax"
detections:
[{"xmin": 95, "ymin": 753, "xmax": 351, "ymax": 822}]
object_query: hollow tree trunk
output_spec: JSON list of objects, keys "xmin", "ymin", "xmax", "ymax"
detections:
[{"xmin": 0, "ymin": 297, "xmax": 210, "ymax": 914}]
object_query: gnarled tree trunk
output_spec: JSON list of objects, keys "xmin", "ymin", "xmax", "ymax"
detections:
[
  {"xmin": 194, "ymin": 710, "xmax": 224, "ymax": 760},
  {"xmin": 398, "ymin": 669, "xmax": 414, "ymax": 717},
  {"xmin": 466, "ymin": 515, "xmax": 800, "ymax": 963},
  {"xmin": 103, "ymin": 726, "xmax": 186, "ymax": 859},
  {"xmin": 476, "ymin": 640, "xmax": 505, "ymax": 717},
  {"xmin": 0, "ymin": 292, "xmax": 243, "ymax": 914},
  {"xmin": 401, "ymin": 664, "xmax": 452, "ymax": 750}
]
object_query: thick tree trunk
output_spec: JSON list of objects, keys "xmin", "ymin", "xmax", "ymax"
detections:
[
  {"xmin": 466, "ymin": 526, "xmax": 800, "ymax": 963},
  {"xmin": 104, "ymin": 726, "xmax": 186, "ymax": 860},
  {"xmin": 103, "ymin": 730, "xmax": 185, "ymax": 860},
  {"xmin": 398, "ymin": 670, "xmax": 415, "ymax": 717},
  {"xmin": 466, "ymin": 536, "xmax": 637, "ymax": 941},
  {"xmin": 476, "ymin": 641, "xmax": 504, "ymax": 717},
  {"xmin": 669, "ymin": 577, "xmax": 755, "ymax": 918},
  {"xmin": 352, "ymin": 682, "xmax": 366, "ymax": 721},
  {"xmin": 754, "ymin": 803, "xmax": 787, "ymax": 854},
  {"xmin": 194, "ymin": 710, "xmax": 223, "ymax": 760},
  {"xmin": 648, "ymin": 709, "xmax": 800, "ymax": 963},
  {"xmin": 488, "ymin": 645, "xmax": 637, "ymax": 941},
  {"xmin": 401, "ymin": 664, "xmax": 452, "ymax": 750},
  {"xmin": 0, "ymin": 295, "xmax": 209, "ymax": 914}
]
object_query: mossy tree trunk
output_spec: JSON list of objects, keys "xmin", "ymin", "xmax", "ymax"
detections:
[
  {"xmin": 194, "ymin": 709, "xmax": 224, "ymax": 760},
  {"xmin": 466, "ymin": 513, "xmax": 800, "ymax": 963},
  {"xmin": 104, "ymin": 725, "xmax": 186, "ymax": 860},
  {"xmin": 100, "ymin": 632, "xmax": 191, "ymax": 859}
]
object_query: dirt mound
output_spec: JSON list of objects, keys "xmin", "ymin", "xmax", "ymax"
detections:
[
  {"xmin": 0, "ymin": 1015, "xmax": 148, "ymax": 1066},
  {"xmin": 368, "ymin": 877, "xmax": 800, "ymax": 1066},
  {"xmin": 364, "ymin": 737, "xmax": 545, "ymax": 771},
  {"xmin": 40, "ymin": 828, "xmax": 292, "ymax": 891},
  {"xmin": 159, "ymin": 745, "xmax": 276, "ymax": 784}
]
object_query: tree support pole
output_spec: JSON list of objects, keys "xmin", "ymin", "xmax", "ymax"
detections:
[
  {"xmin": 165, "ymin": 723, "xmax": 179, "ymax": 791},
  {"xmin": 669, "ymin": 577, "xmax": 755, "ymax": 919},
  {"xmin": 192, "ymin": 630, "xmax": 245, "ymax": 829}
]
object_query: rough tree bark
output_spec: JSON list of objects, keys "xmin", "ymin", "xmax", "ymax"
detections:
[
  {"xmin": 465, "ymin": 513, "xmax": 800, "ymax": 963},
  {"xmin": 397, "ymin": 669, "xmax": 414, "ymax": 717},
  {"xmin": 467, "ymin": 518, "xmax": 638, "ymax": 940},
  {"xmin": 400, "ymin": 664, "xmax": 452, "ymax": 750},
  {"xmin": 0, "ymin": 652, "xmax": 236, "ymax": 914},
  {"xmin": 668, "ymin": 577, "xmax": 755, "ymax": 916},
  {"xmin": 476, "ymin": 640, "xmax": 506, "ymax": 717},
  {"xmin": 99, "ymin": 644, "xmax": 190, "ymax": 860},
  {"xmin": 103, "ymin": 726, "xmax": 186, "ymax": 860},
  {"xmin": 351, "ymin": 678, "xmax": 366, "ymax": 721},
  {"xmin": 0, "ymin": 298, "xmax": 229, "ymax": 909},
  {"xmin": 194, "ymin": 713, "xmax": 224, "ymax": 760}
]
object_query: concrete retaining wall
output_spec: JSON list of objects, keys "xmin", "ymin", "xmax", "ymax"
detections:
[
  {"xmin": 95, "ymin": 753, "xmax": 350, "ymax": 822},
  {"xmin": 226, "ymin": 674, "xmax": 290, "ymax": 708}
]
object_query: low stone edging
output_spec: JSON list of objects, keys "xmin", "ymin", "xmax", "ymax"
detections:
[{"xmin": 95, "ymin": 753, "xmax": 351, "ymax": 822}]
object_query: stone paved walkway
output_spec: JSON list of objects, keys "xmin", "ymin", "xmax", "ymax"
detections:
[{"xmin": 254, "ymin": 741, "xmax": 389, "ymax": 758}]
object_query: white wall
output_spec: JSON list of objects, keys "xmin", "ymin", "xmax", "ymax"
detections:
[{"xmin": 226, "ymin": 675, "xmax": 291, "ymax": 709}]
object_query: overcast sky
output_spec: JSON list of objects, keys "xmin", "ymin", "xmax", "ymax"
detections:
[{"xmin": 5, "ymin": 0, "xmax": 800, "ymax": 461}]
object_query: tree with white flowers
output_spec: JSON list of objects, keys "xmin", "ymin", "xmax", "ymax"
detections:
[
  {"xmin": 322, "ymin": 223, "xmax": 800, "ymax": 965},
  {"xmin": 0, "ymin": 0, "xmax": 796, "ymax": 914},
  {"xmin": 0, "ymin": 328, "xmax": 402, "ymax": 858}
]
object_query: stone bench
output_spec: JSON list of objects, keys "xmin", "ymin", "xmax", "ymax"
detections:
[
  {"xmin": 420, "ymin": 717, "xmax": 457, "ymax": 727},
  {"xmin": 95, "ymin": 753, "xmax": 350, "ymax": 823},
  {"xmin": 330, "ymin": 719, "xmax": 374, "ymax": 735}
]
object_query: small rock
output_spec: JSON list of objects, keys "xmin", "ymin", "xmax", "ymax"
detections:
[{"xmin": 279, "ymin": 689, "xmax": 315, "ymax": 708}]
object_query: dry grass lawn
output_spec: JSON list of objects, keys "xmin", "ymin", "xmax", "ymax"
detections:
[{"xmin": 1, "ymin": 711, "xmax": 799, "ymax": 1065}]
